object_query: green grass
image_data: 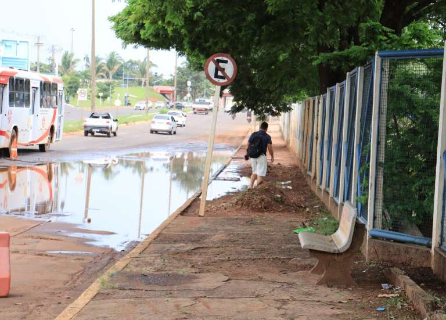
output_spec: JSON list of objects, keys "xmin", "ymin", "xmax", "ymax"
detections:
[
  {"xmin": 73, "ymin": 86, "xmax": 167, "ymax": 109},
  {"xmin": 310, "ymin": 209, "xmax": 339, "ymax": 236},
  {"xmin": 63, "ymin": 108, "xmax": 192, "ymax": 133},
  {"xmin": 64, "ymin": 120, "xmax": 84, "ymax": 133},
  {"xmin": 63, "ymin": 112, "xmax": 154, "ymax": 134}
]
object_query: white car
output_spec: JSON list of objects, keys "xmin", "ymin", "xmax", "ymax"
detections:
[
  {"xmin": 167, "ymin": 111, "xmax": 187, "ymax": 127},
  {"xmin": 84, "ymin": 112, "xmax": 118, "ymax": 137},
  {"xmin": 134, "ymin": 101, "xmax": 152, "ymax": 110},
  {"xmin": 150, "ymin": 114, "xmax": 177, "ymax": 135},
  {"xmin": 155, "ymin": 101, "xmax": 165, "ymax": 108}
]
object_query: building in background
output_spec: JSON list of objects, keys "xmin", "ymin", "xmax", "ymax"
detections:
[{"xmin": 0, "ymin": 39, "xmax": 30, "ymax": 71}]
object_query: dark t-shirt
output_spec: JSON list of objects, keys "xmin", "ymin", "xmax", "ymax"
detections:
[{"xmin": 248, "ymin": 130, "xmax": 272, "ymax": 155}]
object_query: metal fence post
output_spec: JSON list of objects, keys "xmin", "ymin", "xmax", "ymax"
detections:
[
  {"xmin": 432, "ymin": 42, "xmax": 446, "ymax": 264},
  {"xmin": 374, "ymin": 58, "xmax": 389, "ymax": 230},
  {"xmin": 351, "ymin": 67, "xmax": 364, "ymax": 204},
  {"xmin": 339, "ymin": 74, "xmax": 351, "ymax": 209},
  {"xmin": 368, "ymin": 52, "xmax": 382, "ymax": 231},
  {"xmin": 311, "ymin": 97, "xmax": 319, "ymax": 180},
  {"xmin": 330, "ymin": 83, "xmax": 341, "ymax": 198},
  {"xmin": 321, "ymin": 93, "xmax": 331, "ymax": 191},
  {"xmin": 315, "ymin": 96, "xmax": 323, "ymax": 184}
]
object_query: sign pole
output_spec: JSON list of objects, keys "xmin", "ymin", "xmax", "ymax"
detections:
[{"xmin": 199, "ymin": 85, "xmax": 221, "ymax": 217}]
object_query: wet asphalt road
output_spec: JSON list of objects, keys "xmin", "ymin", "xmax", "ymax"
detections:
[{"xmin": 9, "ymin": 110, "xmax": 251, "ymax": 163}]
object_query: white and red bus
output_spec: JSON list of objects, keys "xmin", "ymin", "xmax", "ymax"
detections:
[{"xmin": 0, "ymin": 67, "xmax": 65, "ymax": 159}]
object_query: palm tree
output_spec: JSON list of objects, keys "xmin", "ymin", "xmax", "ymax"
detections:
[
  {"xmin": 103, "ymin": 51, "xmax": 123, "ymax": 81},
  {"xmin": 59, "ymin": 51, "xmax": 79, "ymax": 76},
  {"xmin": 132, "ymin": 58, "xmax": 157, "ymax": 86},
  {"xmin": 84, "ymin": 55, "xmax": 106, "ymax": 79}
]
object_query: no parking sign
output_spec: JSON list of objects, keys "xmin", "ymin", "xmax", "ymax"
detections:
[{"xmin": 204, "ymin": 53, "xmax": 237, "ymax": 86}]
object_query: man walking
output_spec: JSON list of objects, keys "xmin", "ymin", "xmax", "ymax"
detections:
[{"xmin": 246, "ymin": 121, "xmax": 274, "ymax": 188}]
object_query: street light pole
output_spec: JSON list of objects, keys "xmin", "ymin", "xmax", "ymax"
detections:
[
  {"xmin": 70, "ymin": 28, "xmax": 75, "ymax": 53},
  {"xmin": 91, "ymin": 0, "xmax": 96, "ymax": 112},
  {"xmin": 173, "ymin": 51, "xmax": 178, "ymax": 104},
  {"xmin": 34, "ymin": 36, "xmax": 43, "ymax": 73},
  {"xmin": 145, "ymin": 48, "xmax": 150, "ymax": 114}
]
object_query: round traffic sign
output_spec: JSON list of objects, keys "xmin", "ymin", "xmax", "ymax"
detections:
[
  {"xmin": 78, "ymin": 89, "xmax": 88, "ymax": 100},
  {"xmin": 204, "ymin": 53, "xmax": 237, "ymax": 86},
  {"xmin": 114, "ymin": 99, "xmax": 121, "ymax": 107}
]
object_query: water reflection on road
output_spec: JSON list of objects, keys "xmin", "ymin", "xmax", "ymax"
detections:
[{"xmin": 0, "ymin": 151, "xmax": 233, "ymax": 249}]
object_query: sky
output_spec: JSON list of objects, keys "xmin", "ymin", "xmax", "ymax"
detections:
[{"xmin": 0, "ymin": 0, "xmax": 185, "ymax": 77}]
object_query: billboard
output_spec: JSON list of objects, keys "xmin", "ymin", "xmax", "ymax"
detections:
[{"xmin": 0, "ymin": 39, "xmax": 30, "ymax": 71}]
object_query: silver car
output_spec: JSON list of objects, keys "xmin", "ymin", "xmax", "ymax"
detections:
[{"xmin": 150, "ymin": 114, "xmax": 177, "ymax": 135}]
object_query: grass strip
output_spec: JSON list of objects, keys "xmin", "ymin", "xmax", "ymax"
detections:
[{"xmin": 63, "ymin": 108, "xmax": 192, "ymax": 133}]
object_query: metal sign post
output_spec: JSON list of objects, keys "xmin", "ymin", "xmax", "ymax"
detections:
[{"xmin": 199, "ymin": 53, "xmax": 237, "ymax": 217}]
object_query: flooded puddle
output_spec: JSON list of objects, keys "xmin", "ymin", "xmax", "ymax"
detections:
[{"xmin": 0, "ymin": 150, "xmax": 247, "ymax": 250}]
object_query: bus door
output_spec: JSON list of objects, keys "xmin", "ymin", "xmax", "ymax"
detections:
[
  {"xmin": 56, "ymin": 89, "xmax": 64, "ymax": 141},
  {"xmin": 31, "ymin": 81, "xmax": 43, "ymax": 142},
  {"xmin": 0, "ymin": 85, "xmax": 4, "ymax": 116}
]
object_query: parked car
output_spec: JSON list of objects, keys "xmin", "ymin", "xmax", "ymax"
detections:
[
  {"xmin": 167, "ymin": 110, "xmax": 187, "ymax": 127},
  {"xmin": 134, "ymin": 101, "xmax": 152, "ymax": 110},
  {"xmin": 84, "ymin": 112, "xmax": 118, "ymax": 137},
  {"xmin": 155, "ymin": 101, "xmax": 165, "ymax": 108},
  {"xmin": 192, "ymin": 99, "xmax": 211, "ymax": 114},
  {"xmin": 175, "ymin": 102, "xmax": 185, "ymax": 109},
  {"xmin": 150, "ymin": 114, "xmax": 177, "ymax": 135}
]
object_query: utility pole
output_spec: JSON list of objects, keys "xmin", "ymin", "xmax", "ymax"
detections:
[
  {"xmin": 51, "ymin": 45, "xmax": 56, "ymax": 75},
  {"xmin": 145, "ymin": 48, "xmax": 150, "ymax": 114},
  {"xmin": 70, "ymin": 28, "xmax": 75, "ymax": 53},
  {"xmin": 173, "ymin": 51, "xmax": 178, "ymax": 104},
  {"xmin": 34, "ymin": 36, "xmax": 43, "ymax": 73},
  {"xmin": 91, "ymin": 0, "xmax": 96, "ymax": 112}
]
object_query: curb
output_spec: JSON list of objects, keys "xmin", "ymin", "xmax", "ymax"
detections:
[
  {"xmin": 54, "ymin": 129, "xmax": 250, "ymax": 320},
  {"xmin": 384, "ymin": 267, "xmax": 439, "ymax": 319}
]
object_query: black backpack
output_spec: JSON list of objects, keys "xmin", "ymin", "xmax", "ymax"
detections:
[{"xmin": 247, "ymin": 132, "xmax": 264, "ymax": 158}]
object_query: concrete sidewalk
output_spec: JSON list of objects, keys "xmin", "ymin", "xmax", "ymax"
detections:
[{"xmin": 60, "ymin": 124, "xmax": 365, "ymax": 319}]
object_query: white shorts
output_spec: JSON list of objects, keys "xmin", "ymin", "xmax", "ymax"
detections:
[{"xmin": 251, "ymin": 154, "xmax": 267, "ymax": 177}]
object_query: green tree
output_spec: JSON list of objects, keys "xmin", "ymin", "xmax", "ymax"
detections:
[
  {"xmin": 175, "ymin": 62, "xmax": 213, "ymax": 101},
  {"xmin": 96, "ymin": 81, "xmax": 115, "ymax": 99},
  {"xmin": 59, "ymin": 51, "xmax": 79, "ymax": 76},
  {"xmin": 84, "ymin": 55, "xmax": 107, "ymax": 79},
  {"xmin": 63, "ymin": 74, "xmax": 81, "ymax": 99},
  {"xmin": 103, "ymin": 51, "xmax": 123, "ymax": 81},
  {"xmin": 30, "ymin": 59, "xmax": 52, "ymax": 74},
  {"xmin": 110, "ymin": 0, "xmax": 444, "ymax": 116}
]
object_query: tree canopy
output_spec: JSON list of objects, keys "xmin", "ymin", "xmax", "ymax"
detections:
[{"xmin": 111, "ymin": 0, "xmax": 444, "ymax": 115}]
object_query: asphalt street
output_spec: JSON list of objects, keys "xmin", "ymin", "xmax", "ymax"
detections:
[
  {"xmin": 64, "ymin": 104, "xmax": 155, "ymax": 121},
  {"xmin": 7, "ymin": 110, "xmax": 252, "ymax": 163}
]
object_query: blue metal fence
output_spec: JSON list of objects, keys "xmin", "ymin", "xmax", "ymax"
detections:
[
  {"xmin": 344, "ymin": 70, "xmax": 358, "ymax": 202},
  {"xmin": 356, "ymin": 61, "xmax": 374, "ymax": 222},
  {"xmin": 325, "ymin": 86, "xmax": 336, "ymax": 191},
  {"xmin": 333, "ymin": 82, "xmax": 346, "ymax": 202},
  {"xmin": 308, "ymin": 98, "xmax": 316, "ymax": 173},
  {"xmin": 319, "ymin": 94, "xmax": 327, "ymax": 187},
  {"xmin": 372, "ymin": 50, "xmax": 443, "ymax": 244}
]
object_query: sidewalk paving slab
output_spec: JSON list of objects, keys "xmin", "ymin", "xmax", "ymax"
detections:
[{"xmin": 68, "ymin": 123, "xmax": 417, "ymax": 319}]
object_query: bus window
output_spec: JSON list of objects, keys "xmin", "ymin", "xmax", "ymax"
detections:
[
  {"xmin": 51, "ymin": 84, "xmax": 57, "ymax": 108},
  {"xmin": 9, "ymin": 91, "xmax": 14, "ymax": 108},
  {"xmin": 0, "ymin": 86, "xmax": 3, "ymax": 113},
  {"xmin": 24, "ymin": 80, "xmax": 30, "ymax": 108},
  {"xmin": 31, "ymin": 87, "xmax": 37, "ymax": 114},
  {"xmin": 15, "ymin": 92, "xmax": 24, "ymax": 108}
]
